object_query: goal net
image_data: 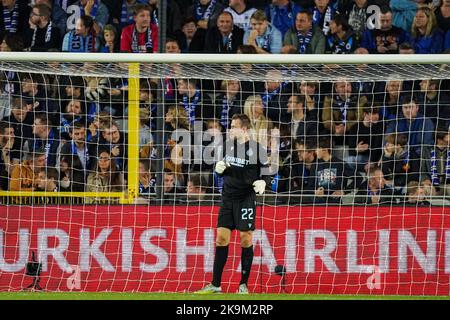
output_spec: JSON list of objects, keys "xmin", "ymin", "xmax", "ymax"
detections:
[{"xmin": 0, "ymin": 53, "xmax": 450, "ymax": 295}]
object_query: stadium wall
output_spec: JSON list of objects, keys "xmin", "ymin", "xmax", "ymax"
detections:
[{"xmin": 1, "ymin": 206, "xmax": 449, "ymax": 295}]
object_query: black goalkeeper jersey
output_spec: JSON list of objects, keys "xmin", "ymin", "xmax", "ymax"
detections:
[{"xmin": 220, "ymin": 139, "xmax": 269, "ymax": 200}]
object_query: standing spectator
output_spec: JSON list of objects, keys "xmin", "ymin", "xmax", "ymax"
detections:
[
  {"xmin": 35, "ymin": 0, "xmax": 68, "ymax": 37},
  {"xmin": 187, "ymin": 0, "xmax": 226, "ymax": 30},
  {"xmin": 224, "ymin": 0, "xmax": 257, "ymax": 30},
  {"xmin": 87, "ymin": 149, "xmax": 124, "ymax": 192},
  {"xmin": 312, "ymin": 0, "xmax": 336, "ymax": 35},
  {"xmin": 25, "ymin": 3, "xmax": 61, "ymax": 52},
  {"xmin": 325, "ymin": 14, "xmax": 358, "ymax": 53},
  {"xmin": 410, "ymin": 5, "xmax": 444, "ymax": 53},
  {"xmin": 120, "ymin": 3, "xmax": 158, "ymax": 53},
  {"xmin": 62, "ymin": 15, "xmax": 96, "ymax": 52},
  {"xmin": 360, "ymin": 6, "xmax": 408, "ymax": 53},
  {"xmin": 264, "ymin": 0, "xmax": 302, "ymax": 37},
  {"xmin": 243, "ymin": 9, "xmax": 283, "ymax": 53},
  {"xmin": 0, "ymin": 0, "xmax": 31, "ymax": 37},
  {"xmin": 346, "ymin": 105, "xmax": 384, "ymax": 172},
  {"xmin": 59, "ymin": 121, "xmax": 92, "ymax": 191},
  {"xmin": 385, "ymin": 93, "xmax": 435, "ymax": 156},
  {"xmin": 9, "ymin": 149, "xmax": 46, "ymax": 191},
  {"xmin": 283, "ymin": 10, "xmax": 326, "ymax": 54},
  {"xmin": 204, "ymin": 11, "xmax": 245, "ymax": 53},
  {"xmin": 23, "ymin": 113, "xmax": 60, "ymax": 167}
]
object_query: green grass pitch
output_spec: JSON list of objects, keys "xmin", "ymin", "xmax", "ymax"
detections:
[{"xmin": 0, "ymin": 292, "xmax": 449, "ymax": 300}]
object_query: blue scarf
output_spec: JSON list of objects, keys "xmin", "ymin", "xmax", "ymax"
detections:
[
  {"xmin": 80, "ymin": 0, "xmax": 99, "ymax": 20},
  {"xmin": 297, "ymin": 29, "xmax": 313, "ymax": 54},
  {"xmin": 261, "ymin": 32, "xmax": 271, "ymax": 52},
  {"xmin": 262, "ymin": 82, "xmax": 289, "ymax": 107},
  {"xmin": 131, "ymin": 25, "xmax": 153, "ymax": 53},
  {"xmin": 194, "ymin": 0, "xmax": 217, "ymax": 21},
  {"xmin": 220, "ymin": 95, "xmax": 231, "ymax": 128},
  {"xmin": 32, "ymin": 129, "xmax": 56, "ymax": 166},
  {"xmin": 67, "ymin": 30, "xmax": 95, "ymax": 52},
  {"xmin": 182, "ymin": 89, "xmax": 201, "ymax": 125},
  {"xmin": 313, "ymin": 5, "xmax": 333, "ymax": 34},
  {"xmin": 334, "ymin": 95, "xmax": 352, "ymax": 123},
  {"xmin": 61, "ymin": 115, "xmax": 81, "ymax": 134},
  {"xmin": 120, "ymin": 0, "xmax": 134, "ymax": 26},
  {"xmin": 2, "ymin": 1, "xmax": 19, "ymax": 33},
  {"xmin": 222, "ymin": 32, "xmax": 234, "ymax": 52},
  {"xmin": 430, "ymin": 149, "xmax": 450, "ymax": 186},
  {"xmin": 152, "ymin": 7, "xmax": 159, "ymax": 27}
]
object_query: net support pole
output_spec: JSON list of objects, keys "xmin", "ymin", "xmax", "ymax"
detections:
[{"xmin": 127, "ymin": 63, "xmax": 140, "ymax": 204}]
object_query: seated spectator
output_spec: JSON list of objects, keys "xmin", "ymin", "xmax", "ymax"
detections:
[
  {"xmin": 187, "ymin": 0, "xmax": 226, "ymax": 30},
  {"xmin": 354, "ymin": 165, "xmax": 400, "ymax": 205},
  {"xmin": 186, "ymin": 172, "xmax": 208, "ymax": 201},
  {"xmin": 0, "ymin": 121, "xmax": 20, "ymax": 190},
  {"xmin": 164, "ymin": 105, "xmax": 189, "ymax": 177},
  {"xmin": 379, "ymin": 133, "xmax": 421, "ymax": 190},
  {"xmin": 423, "ymin": 128, "xmax": 450, "ymax": 194},
  {"xmin": 286, "ymin": 94, "xmax": 318, "ymax": 140},
  {"xmin": 326, "ymin": 14, "xmax": 358, "ymax": 54},
  {"xmin": 59, "ymin": 121, "xmax": 93, "ymax": 191},
  {"xmin": 25, "ymin": 4, "xmax": 61, "ymax": 52},
  {"xmin": 312, "ymin": 0, "xmax": 336, "ymax": 35},
  {"xmin": 410, "ymin": 5, "xmax": 444, "ymax": 54},
  {"xmin": 35, "ymin": 0, "xmax": 67, "ymax": 37},
  {"xmin": 0, "ymin": 0, "xmax": 31, "ymax": 37},
  {"xmin": 204, "ymin": 11, "xmax": 245, "ymax": 53},
  {"xmin": 298, "ymin": 80, "xmax": 323, "ymax": 120},
  {"xmin": 322, "ymin": 80, "xmax": 367, "ymax": 145},
  {"xmin": 224, "ymin": 0, "xmax": 257, "ymax": 30},
  {"xmin": 99, "ymin": 24, "xmax": 119, "ymax": 52},
  {"xmin": 139, "ymin": 158, "xmax": 155, "ymax": 194},
  {"xmin": 120, "ymin": 3, "xmax": 158, "ymax": 53},
  {"xmin": 98, "ymin": 120, "xmax": 128, "ymax": 171},
  {"xmin": 74, "ymin": 0, "xmax": 110, "ymax": 35},
  {"xmin": 23, "ymin": 113, "xmax": 60, "ymax": 167},
  {"xmin": 111, "ymin": 0, "xmax": 141, "ymax": 29},
  {"xmin": 87, "ymin": 149, "xmax": 125, "ymax": 192},
  {"xmin": 214, "ymin": 79, "xmax": 244, "ymax": 129},
  {"xmin": 283, "ymin": 10, "xmax": 326, "ymax": 54},
  {"xmin": 360, "ymin": 6, "xmax": 408, "ymax": 54},
  {"xmin": 417, "ymin": 79, "xmax": 450, "ymax": 128},
  {"xmin": 174, "ymin": 17, "xmax": 206, "ymax": 53},
  {"xmin": 243, "ymin": 95, "xmax": 274, "ymax": 149},
  {"xmin": 375, "ymin": 79, "xmax": 407, "ymax": 120},
  {"xmin": 148, "ymin": 0, "xmax": 183, "ymax": 38},
  {"xmin": 435, "ymin": 0, "xmax": 450, "ymax": 33},
  {"xmin": 20, "ymin": 73, "xmax": 57, "ymax": 114},
  {"xmin": 177, "ymin": 78, "xmax": 214, "ymax": 125},
  {"xmin": 58, "ymin": 156, "xmax": 75, "ymax": 192},
  {"xmin": 264, "ymin": 0, "xmax": 302, "ymax": 37},
  {"xmin": 165, "ymin": 37, "xmax": 181, "ymax": 53},
  {"xmin": 0, "ymin": 32, "xmax": 24, "ymax": 52},
  {"xmin": 285, "ymin": 138, "xmax": 317, "ymax": 195},
  {"xmin": 390, "ymin": 0, "xmax": 417, "ymax": 33},
  {"xmin": 404, "ymin": 180, "xmax": 430, "ymax": 205},
  {"xmin": 398, "ymin": 41, "xmax": 416, "ymax": 53},
  {"xmin": 304, "ymin": 136, "xmax": 351, "ymax": 204},
  {"xmin": 35, "ymin": 167, "xmax": 59, "ymax": 192},
  {"xmin": 243, "ymin": 9, "xmax": 283, "ymax": 54},
  {"xmin": 385, "ymin": 93, "xmax": 435, "ymax": 156},
  {"xmin": 139, "ymin": 107, "xmax": 153, "ymax": 149},
  {"xmin": 346, "ymin": 105, "xmax": 384, "ymax": 172},
  {"xmin": 60, "ymin": 99, "xmax": 85, "ymax": 140},
  {"xmin": 261, "ymin": 69, "xmax": 293, "ymax": 123},
  {"xmin": 3, "ymin": 97, "xmax": 34, "ymax": 152},
  {"xmin": 9, "ymin": 149, "xmax": 46, "ymax": 191},
  {"xmin": 62, "ymin": 15, "xmax": 97, "ymax": 52}
]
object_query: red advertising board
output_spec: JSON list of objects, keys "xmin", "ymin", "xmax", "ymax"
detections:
[{"xmin": 0, "ymin": 205, "xmax": 449, "ymax": 295}]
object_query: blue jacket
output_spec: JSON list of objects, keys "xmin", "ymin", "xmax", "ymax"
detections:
[
  {"xmin": 445, "ymin": 30, "xmax": 450, "ymax": 51},
  {"xmin": 385, "ymin": 114, "xmax": 435, "ymax": 155},
  {"xmin": 411, "ymin": 29, "xmax": 444, "ymax": 54},
  {"xmin": 265, "ymin": 1, "xmax": 302, "ymax": 37},
  {"xmin": 390, "ymin": 0, "xmax": 417, "ymax": 33}
]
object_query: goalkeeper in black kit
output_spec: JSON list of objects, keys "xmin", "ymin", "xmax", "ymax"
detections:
[{"xmin": 196, "ymin": 114, "xmax": 268, "ymax": 294}]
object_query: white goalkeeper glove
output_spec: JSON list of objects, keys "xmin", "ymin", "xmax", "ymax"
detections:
[
  {"xmin": 215, "ymin": 160, "xmax": 228, "ymax": 174},
  {"xmin": 253, "ymin": 180, "xmax": 266, "ymax": 195}
]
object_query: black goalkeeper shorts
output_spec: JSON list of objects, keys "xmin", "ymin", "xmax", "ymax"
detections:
[{"xmin": 217, "ymin": 193, "xmax": 257, "ymax": 231}]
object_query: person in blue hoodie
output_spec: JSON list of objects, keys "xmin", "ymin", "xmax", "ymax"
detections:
[
  {"xmin": 243, "ymin": 9, "xmax": 282, "ymax": 53},
  {"xmin": 264, "ymin": 0, "xmax": 302, "ymax": 37},
  {"xmin": 410, "ymin": 6, "xmax": 444, "ymax": 54}
]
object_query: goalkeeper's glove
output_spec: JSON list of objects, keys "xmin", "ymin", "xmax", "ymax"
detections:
[
  {"xmin": 215, "ymin": 160, "xmax": 228, "ymax": 174},
  {"xmin": 253, "ymin": 180, "xmax": 266, "ymax": 195}
]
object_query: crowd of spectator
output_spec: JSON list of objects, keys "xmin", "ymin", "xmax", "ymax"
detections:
[{"xmin": 0, "ymin": 0, "xmax": 449, "ymax": 205}]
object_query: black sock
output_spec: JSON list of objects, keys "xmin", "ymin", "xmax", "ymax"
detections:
[
  {"xmin": 240, "ymin": 246, "xmax": 254, "ymax": 285},
  {"xmin": 212, "ymin": 245, "xmax": 228, "ymax": 287}
]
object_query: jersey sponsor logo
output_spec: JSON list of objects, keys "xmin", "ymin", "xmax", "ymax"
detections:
[{"xmin": 225, "ymin": 155, "xmax": 250, "ymax": 167}]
